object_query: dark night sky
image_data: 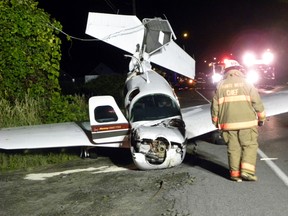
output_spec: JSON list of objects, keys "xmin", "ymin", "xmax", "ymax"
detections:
[{"xmin": 37, "ymin": 0, "xmax": 288, "ymax": 79}]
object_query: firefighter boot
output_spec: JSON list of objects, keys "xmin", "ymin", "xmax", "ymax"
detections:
[
  {"xmin": 241, "ymin": 172, "xmax": 257, "ymax": 181},
  {"xmin": 231, "ymin": 176, "xmax": 242, "ymax": 182},
  {"xmin": 230, "ymin": 170, "xmax": 242, "ymax": 182}
]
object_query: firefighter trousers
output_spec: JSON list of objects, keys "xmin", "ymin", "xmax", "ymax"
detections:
[{"xmin": 222, "ymin": 127, "xmax": 259, "ymax": 176}]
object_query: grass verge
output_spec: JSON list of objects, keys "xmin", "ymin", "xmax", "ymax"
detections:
[{"xmin": 0, "ymin": 148, "xmax": 80, "ymax": 173}]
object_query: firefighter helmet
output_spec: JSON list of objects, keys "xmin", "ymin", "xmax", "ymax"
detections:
[{"xmin": 224, "ymin": 59, "xmax": 241, "ymax": 70}]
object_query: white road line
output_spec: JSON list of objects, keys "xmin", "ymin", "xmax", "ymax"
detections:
[
  {"xmin": 24, "ymin": 166, "xmax": 128, "ymax": 181},
  {"xmin": 260, "ymin": 158, "xmax": 278, "ymax": 161},
  {"xmin": 258, "ymin": 148, "xmax": 288, "ymax": 187}
]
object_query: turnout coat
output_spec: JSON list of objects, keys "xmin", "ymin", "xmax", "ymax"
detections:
[{"xmin": 211, "ymin": 69, "xmax": 266, "ymax": 130}]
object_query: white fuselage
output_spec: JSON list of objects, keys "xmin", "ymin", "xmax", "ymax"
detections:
[{"xmin": 123, "ymin": 70, "xmax": 187, "ymax": 169}]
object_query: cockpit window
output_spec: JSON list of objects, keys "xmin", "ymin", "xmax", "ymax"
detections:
[
  {"xmin": 131, "ymin": 94, "xmax": 181, "ymax": 122},
  {"xmin": 128, "ymin": 88, "xmax": 140, "ymax": 102},
  {"xmin": 95, "ymin": 105, "xmax": 118, "ymax": 123}
]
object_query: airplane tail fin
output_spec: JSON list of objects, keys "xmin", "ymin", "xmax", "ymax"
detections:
[{"xmin": 85, "ymin": 12, "xmax": 195, "ymax": 79}]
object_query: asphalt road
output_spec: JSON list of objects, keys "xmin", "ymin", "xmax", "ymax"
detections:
[
  {"xmin": 1, "ymin": 85, "xmax": 288, "ymax": 216},
  {"xmin": 178, "ymin": 84, "xmax": 288, "ymax": 187}
]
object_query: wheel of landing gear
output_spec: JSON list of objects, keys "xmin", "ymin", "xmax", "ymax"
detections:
[
  {"xmin": 80, "ymin": 148, "xmax": 89, "ymax": 158},
  {"xmin": 80, "ymin": 148, "xmax": 98, "ymax": 159}
]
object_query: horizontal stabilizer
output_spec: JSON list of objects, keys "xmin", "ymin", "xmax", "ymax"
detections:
[
  {"xmin": 86, "ymin": 12, "xmax": 144, "ymax": 55},
  {"xmin": 85, "ymin": 12, "xmax": 195, "ymax": 79},
  {"xmin": 149, "ymin": 41, "xmax": 195, "ymax": 79}
]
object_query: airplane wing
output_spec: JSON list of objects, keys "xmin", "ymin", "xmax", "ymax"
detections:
[
  {"xmin": 182, "ymin": 89, "xmax": 288, "ymax": 140},
  {"xmin": 0, "ymin": 90, "xmax": 287, "ymax": 150},
  {"xmin": 181, "ymin": 103, "xmax": 215, "ymax": 139},
  {"xmin": 0, "ymin": 122, "xmax": 95, "ymax": 150},
  {"xmin": 85, "ymin": 12, "xmax": 195, "ymax": 79},
  {"xmin": 260, "ymin": 89, "xmax": 288, "ymax": 117}
]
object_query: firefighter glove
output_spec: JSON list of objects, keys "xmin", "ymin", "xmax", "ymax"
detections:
[{"xmin": 258, "ymin": 121, "xmax": 265, "ymax": 127}]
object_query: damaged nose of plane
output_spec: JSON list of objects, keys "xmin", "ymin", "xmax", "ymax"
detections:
[{"xmin": 130, "ymin": 120, "xmax": 187, "ymax": 170}]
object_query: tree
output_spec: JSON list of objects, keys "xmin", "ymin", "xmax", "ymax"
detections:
[{"xmin": 0, "ymin": 0, "xmax": 62, "ymax": 102}]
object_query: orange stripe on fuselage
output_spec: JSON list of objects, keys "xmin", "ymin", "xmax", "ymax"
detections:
[{"xmin": 91, "ymin": 123, "xmax": 130, "ymax": 132}]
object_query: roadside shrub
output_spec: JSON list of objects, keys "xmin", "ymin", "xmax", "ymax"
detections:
[
  {"xmin": 81, "ymin": 74, "xmax": 126, "ymax": 108},
  {"xmin": 0, "ymin": 94, "xmax": 88, "ymax": 128},
  {"xmin": 0, "ymin": 94, "xmax": 43, "ymax": 127},
  {"xmin": 41, "ymin": 94, "xmax": 89, "ymax": 124},
  {"xmin": 0, "ymin": 0, "xmax": 62, "ymax": 103}
]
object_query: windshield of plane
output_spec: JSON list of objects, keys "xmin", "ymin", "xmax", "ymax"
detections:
[{"xmin": 131, "ymin": 94, "xmax": 181, "ymax": 122}]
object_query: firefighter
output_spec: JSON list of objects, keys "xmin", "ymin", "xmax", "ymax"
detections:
[{"xmin": 211, "ymin": 59, "xmax": 266, "ymax": 182}]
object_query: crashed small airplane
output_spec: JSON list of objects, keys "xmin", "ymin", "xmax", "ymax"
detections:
[{"xmin": 1, "ymin": 12, "xmax": 288, "ymax": 170}]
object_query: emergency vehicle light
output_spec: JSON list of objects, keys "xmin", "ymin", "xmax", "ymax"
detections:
[
  {"xmin": 243, "ymin": 50, "xmax": 274, "ymax": 66},
  {"xmin": 243, "ymin": 53, "xmax": 256, "ymax": 67},
  {"xmin": 246, "ymin": 69, "xmax": 259, "ymax": 84},
  {"xmin": 212, "ymin": 73, "xmax": 222, "ymax": 83},
  {"xmin": 262, "ymin": 51, "xmax": 274, "ymax": 64}
]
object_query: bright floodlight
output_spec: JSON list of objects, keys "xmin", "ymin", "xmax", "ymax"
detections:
[
  {"xmin": 243, "ymin": 53, "xmax": 256, "ymax": 66},
  {"xmin": 262, "ymin": 51, "xmax": 274, "ymax": 64},
  {"xmin": 246, "ymin": 69, "xmax": 259, "ymax": 84},
  {"xmin": 212, "ymin": 73, "xmax": 222, "ymax": 83}
]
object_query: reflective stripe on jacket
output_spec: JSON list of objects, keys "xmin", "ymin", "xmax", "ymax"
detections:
[{"xmin": 211, "ymin": 69, "xmax": 266, "ymax": 130}]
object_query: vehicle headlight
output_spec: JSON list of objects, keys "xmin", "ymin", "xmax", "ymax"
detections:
[
  {"xmin": 246, "ymin": 70, "xmax": 259, "ymax": 84},
  {"xmin": 212, "ymin": 73, "xmax": 222, "ymax": 83},
  {"xmin": 243, "ymin": 53, "xmax": 256, "ymax": 67},
  {"xmin": 262, "ymin": 51, "xmax": 274, "ymax": 65}
]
